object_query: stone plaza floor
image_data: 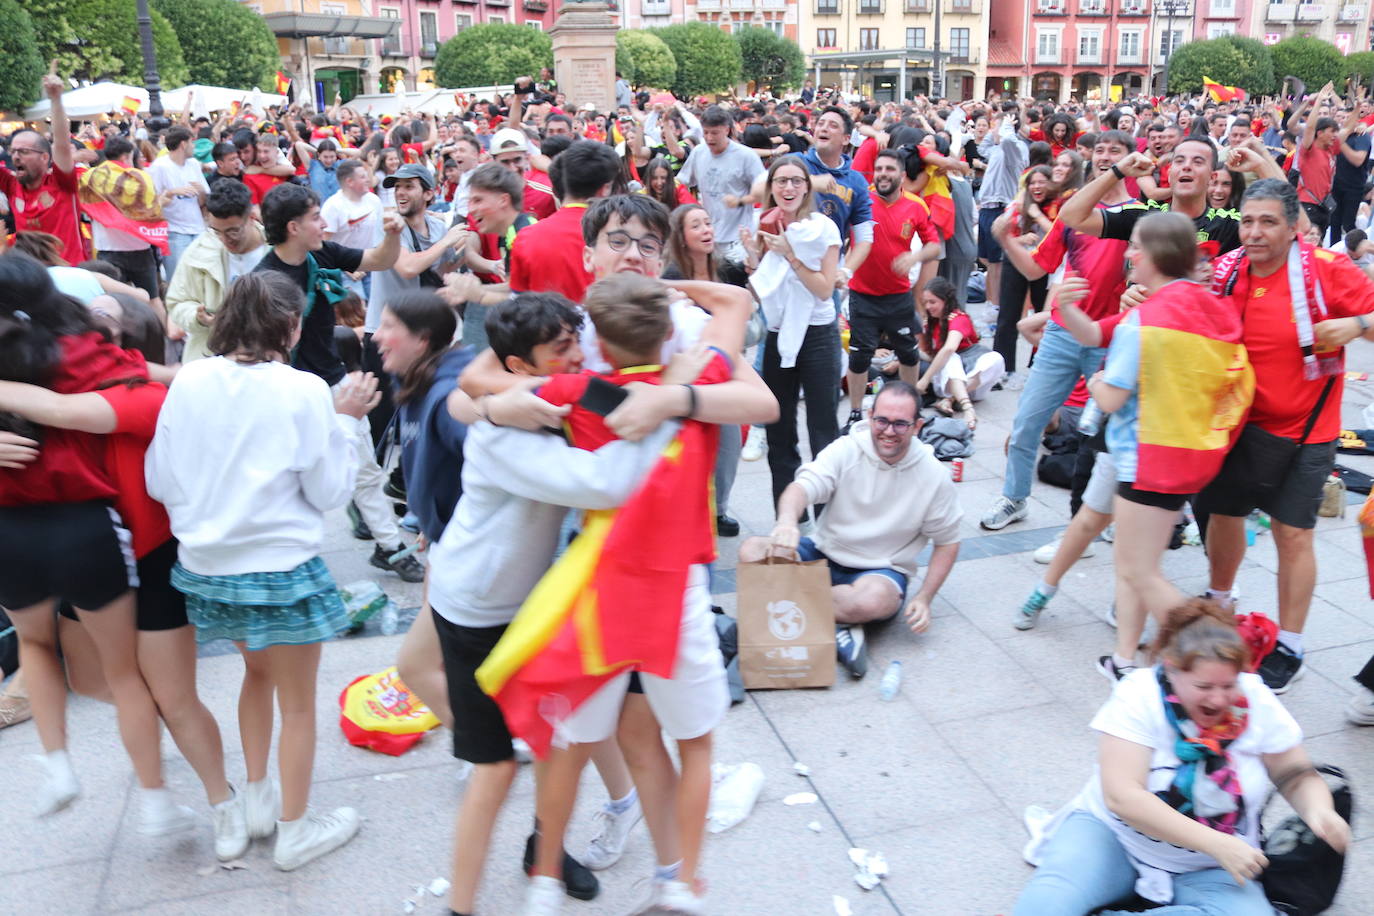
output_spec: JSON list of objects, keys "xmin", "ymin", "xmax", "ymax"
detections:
[{"xmin": 3, "ymin": 343, "xmax": 1374, "ymax": 915}]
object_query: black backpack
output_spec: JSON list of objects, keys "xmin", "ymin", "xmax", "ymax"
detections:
[{"xmin": 1262, "ymin": 764, "xmax": 1353, "ymax": 915}]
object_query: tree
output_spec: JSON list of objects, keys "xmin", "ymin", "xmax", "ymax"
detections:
[
  {"xmin": 435, "ymin": 23, "xmax": 552, "ymax": 89},
  {"xmin": 0, "ymin": 0, "xmax": 44, "ymax": 112},
  {"xmin": 616, "ymin": 30, "xmax": 676, "ymax": 91},
  {"xmin": 1271, "ymin": 36, "xmax": 1345, "ymax": 92},
  {"xmin": 1165, "ymin": 38, "xmax": 1272, "ymax": 97},
  {"xmin": 1344, "ymin": 50, "xmax": 1374, "ymax": 87},
  {"xmin": 153, "ymin": 0, "xmax": 278, "ymax": 90},
  {"xmin": 1216, "ymin": 35, "xmax": 1277, "ymax": 96},
  {"xmin": 32, "ymin": 0, "xmax": 189, "ymax": 89},
  {"xmin": 650, "ymin": 22, "xmax": 742, "ymax": 99},
  {"xmin": 733, "ymin": 26, "xmax": 805, "ymax": 93}
]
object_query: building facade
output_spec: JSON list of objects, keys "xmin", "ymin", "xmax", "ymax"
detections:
[
  {"xmin": 801, "ymin": 0, "xmax": 989, "ymax": 101},
  {"xmin": 1258, "ymin": 2, "xmax": 1369, "ymax": 55},
  {"xmin": 380, "ymin": 0, "xmax": 559, "ymax": 93},
  {"xmin": 618, "ymin": 1, "xmax": 797, "ymax": 42}
]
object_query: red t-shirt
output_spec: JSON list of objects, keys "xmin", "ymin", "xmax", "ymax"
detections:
[
  {"xmin": 243, "ymin": 172, "xmax": 284, "ymax": 205},
  {"xmin": 525, "ymin": 169, "xmax": 557, "ymax": 221},
  {"xmin": 852, "ymin": 137, "xmax": 879, "ymax": 184},
  {"xmin": 1296, "ymin": 143, "xmax": 1336, "ymax": 205},
  {"xmin": 508, "ymin": 203, "xmax": 594, "ymax": 302},
  {"xmin": 0, "ymin": 333, "xmax": 146, "ymax": 507},
  {"xmin": 1224, "ymin": 252, "xmax": 1374, "ymax": 442},
  {"xmin": 674, "ymin": 184, "xmax": 698, "ymax": 206},
  {"xmin": 932, "ymin": 311, "xmax": 978, "ymax": 352},
  {"xmin": 96, "ymin": 382, "xmax": 171, "ymax": 558},
  {"xmin": 0, "ymin": 165, "xmax": 86, "ymax": 266},
  {"xmin": 401, "ymin": 142, "xmax": 426, "ymax": 165},
  {"xmin": 850, "ymin": 192, "xmax": 938, "ymax": 298},
  {"xmin": 1032, "ymin": 210, "xmax": 1130, "ymax": 325}
]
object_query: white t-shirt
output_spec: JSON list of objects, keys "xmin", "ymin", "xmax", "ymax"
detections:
[
  {"xmin": 1075, "ymin": 667, "xmax": 1302, "ymax": 902},
  {"xmin": 226, "ymin": 244, "xmax": 269, "ymax": 285},
  {"xmin": 321, "ymin": 190, "xmax": 382, "ymax": 251},
  {"xmin": 149, "ymin": 155, "xmax": 209, "ymax": 235},
  {"xmin": 578, "ymin": 297, "xmax": 711, "ymax": 375}
]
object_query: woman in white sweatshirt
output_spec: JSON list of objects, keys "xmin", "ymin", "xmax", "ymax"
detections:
[{"xmin": 146, "ymin": 272, "xmax": 379, "ymax": 872}]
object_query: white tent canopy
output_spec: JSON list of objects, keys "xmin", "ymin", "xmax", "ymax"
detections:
[
  {"xmin": 160, "ymin": 85, "xmax": 288, "ymax": 116},
  {"xmin": 346, "ymin": 85, "xmax": 512, "ymax": 118},
  {"xmin": 24, "ymin": 82, "xmax": 147, "ymax": 120}
]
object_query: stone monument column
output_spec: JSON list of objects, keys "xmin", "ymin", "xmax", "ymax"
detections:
[{"xmin": 549, "ymin": 1, "xmax": 618, "ymax": 114}]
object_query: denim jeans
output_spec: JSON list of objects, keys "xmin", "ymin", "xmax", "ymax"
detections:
[
  {"xmin": 763, "ymin": 323, "xmax": 841, "ymax": 505},
  {"xmin": 164, "ymin": 230, "xmax": 198, "ymax": 283},
  {"xmin": 1013, "ymin": 810, "xmax": 1274, "ymax": 916},
  {"xmin": 1004, "ymin": 322, "xmax": 1106, "ymax": 503},
  {"xmin": 714, "ymin": 425, "xmax": 741, "ymax": 516}
]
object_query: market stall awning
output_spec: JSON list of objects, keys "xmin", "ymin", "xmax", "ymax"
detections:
[
  {"xmin": 161, "ymin": 85, "xmax": 288, "ymax": 115},
  {"xmin": 263, "ymin": 12, "xmax": 398, "ymax": 39},
  {"xmin": 24, "ymin": 82, "xmax": 147, "ymax": 120}
]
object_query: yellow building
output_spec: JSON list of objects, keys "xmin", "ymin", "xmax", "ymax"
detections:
[
  {"xmin": 252, "ymin": 0, "xmax": 400, "ymax": 106},
  {"xmin": 801, "ymin": 0, "xmax": 988, "ymax": 102}
]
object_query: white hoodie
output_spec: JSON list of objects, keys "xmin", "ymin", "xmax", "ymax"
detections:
[{"xmin": 795, "ymin": 421, "xmax": 962, "ymax": 578}]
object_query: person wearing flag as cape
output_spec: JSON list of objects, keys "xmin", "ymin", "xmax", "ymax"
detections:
[{"xmin": 1197, "ymin": 178, "xmax": 1374, "ymax": 694}]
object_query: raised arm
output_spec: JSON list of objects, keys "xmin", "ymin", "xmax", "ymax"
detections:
[{"xmin": 44, "ymin": 67, "xmax": 74, "ymax": 176}]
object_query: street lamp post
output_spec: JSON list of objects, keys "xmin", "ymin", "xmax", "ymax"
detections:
[
  {"xmin": 136, "ymin": 0, "xmax": 170, "ymax": 133},
  {"xmin": 1159, "ymin": 0, "xmax": 1186, "ymax": 96}
]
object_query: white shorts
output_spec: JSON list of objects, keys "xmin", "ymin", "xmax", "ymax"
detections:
[
  {"xmin": 560, "ymin": 566, "xmax": 729, "ymax": 745},
  {"xmin": 932, "ymin": 349, "xmax": 1007, "ymax": 401},
  {"xmin": 1082, "ymin": 449, "xmax": 1118, "ymax": 516}
]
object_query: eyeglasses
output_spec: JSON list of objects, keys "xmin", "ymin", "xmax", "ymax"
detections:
[
  {"xmin": 9, "ymin": 147, "xmax": 43, "ymax": 157},
  {"xmin": 871, "ymin": 416, "xmax": 915, "ymax": 433},
  {"xmin": 209, "ymin": 224, "xmax": 247, "ymax": 241},
  {"xmin": 603, "ymin": 230, "xmax": 663, "ymax": 258},
  {"xmin": 771, "ymin": 175, "xmax": 808, "ymax": 188}
]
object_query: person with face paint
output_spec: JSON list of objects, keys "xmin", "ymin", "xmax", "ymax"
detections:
[{"xmin": 1014, "ymin": 600, "xmax": 1349, "ymax": 916}]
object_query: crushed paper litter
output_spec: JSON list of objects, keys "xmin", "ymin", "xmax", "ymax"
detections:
[
  {"xmin": 807, "ymin": 820, "xmax": 823, "ymax": 832},
  {"xmin": 848, "ymin": 847, "xmax": 889, "ymax": 891},
  {"xmin": 373, "ymin": 772, "xmax": 409, "ymax": 782},
  {"xmin": 783, "ymin": 792, "xmax": 818, "ymax": 806},
  {"xmin": 793, "ymin": 761, "xmax": 811, "ymax": 777},
  {"xmin": 427, "ymin": 877, "xmax": 450, "ymax": 897},
  {"xmin": 833, "ymin": 894, "xmax": 853, "ymax": 915}
]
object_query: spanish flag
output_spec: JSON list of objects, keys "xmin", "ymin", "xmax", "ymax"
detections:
[
  {"xmin": 1133, "ymin": 281, "xmax": 1254, "ymax": 494},
  {"xmin": 229, "ymin": 100, "xmax": 242, "ymax": 118},
  {"xmin": 120, "ymin": 95, "xmax": 141, "ymax": 116},
  {"xmin": 275, "ymin": 70, "xmax": 291, "ymax": 95},
  {"xmin": 476, "ymin": 364, "xmax": 726, "ymax": 758},
  {"xmin": 1203, "ymin": 76, "xmax": 1247, "ymax": 104}
]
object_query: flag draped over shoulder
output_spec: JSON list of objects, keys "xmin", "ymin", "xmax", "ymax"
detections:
[
  {"xmin": 1203, "ymin": 77, "xmax": 1247, "ymax": 104},
  {"xmin": 476, "ymin": 373, "xmax": 723, "ymax": 759},
  {"xmin": 78, "ymin": 160, "xmax": 169, "ymax": 254},
  {"xmin": 1134, "ymin": 281, "xmax": 1255, "ymax": 494}
]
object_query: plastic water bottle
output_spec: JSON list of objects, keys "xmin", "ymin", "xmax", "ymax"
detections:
[
  {"xmin": 1077, "ymin": 401, "xmax": 1105, "ymax": 436},
  {"xmin": 878, "ymin": 661, "xmax": 903, "ymax": 701},
  {"xmin": 380, "ymin": 602, "xmax": 400, "ymax": 637},
  {"xmin": 340, "ymin": 580, "xmax": 389, "ymax": 635}
]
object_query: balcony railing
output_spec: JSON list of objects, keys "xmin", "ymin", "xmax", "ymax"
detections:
[
  {"xmin": 1080, "ymin": 0, "xmax": 1106, "ymax": 12},
  {"xmin": 525, "ymin": 0, "xmax": 550, "ymax": 10},
  {"xmin": 857, "ymin": 0, "xmax": 883, "ymax": 12},
  {"xmin": 1118, "ymin": 49, "xmax": 1143, "ymax": 64},
  {"xmin": 1036, "ymin": 0, "xmax": 1066, "ymax": 12},
  {"xmin": 1119, "ymin": 0, "xmax": 1148, "ymax": 15},
  {"xmin": 1296, "ymin": 2, "xmax": 1327, "ymax": 19},
  {"xmin": 421, "ymin": 41, "xmax": 438, "ymax": 57},
  {"xmin": 1339, "ymin": 3, "xmax": 1363, "ymax": 20},
  {"xmin": 1076, "ymin": 49, "xmax": 1103, "ymax": 64},
  {"xmin": 1035, "ymin": 50, "xmax": 1062, "ymax": 64},
  {"xmin": 697, "ymin": 0, "xmax": 721, "ymax": 8},
  {"xmin": 1265, "ymin": 2, "xmax": 1296, "ymax": 18}
]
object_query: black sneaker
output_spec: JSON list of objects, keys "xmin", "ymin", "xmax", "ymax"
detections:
[
  {"xmin": 522, "ymin": 832, "xmax": 599, "ymax": 901},
  {"xmin": 383, "ymin": 479, "xmax": 407, "ymax": 502},
  {"xmin": 715, "ymin": 514, "xmax": 741, "ymax": 538},
  {"xmin": 1258, "ymin": 642, "xmax": 1305, "ymax": 694},
  {"xmin": 346, "ymin": 501, "xmax": 373, "ymax": 540},
  {"xmin": 835, "ymin": 625, "xmax": 868, "ymax": 679},
  {"xmin": 370, "ymin": 544, "xmax": 425, "ymax": 583},
  {"xmin": 1097, "ymin": 655, "xmax": 1137, "ymax": 681},
  {"xmin": 842, "ymin": 408, "xmax": 863, "ymax": 434}
]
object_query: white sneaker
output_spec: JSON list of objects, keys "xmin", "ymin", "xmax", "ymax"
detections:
[
  {"xmin": 512, "ymin": 737, "xmax": 534, "ymax": 764},
  {"xmin": 1345, "ymin": 686, "xmax": 1374, "ymax": 726},
  {"xmin": 741, "ymin": 425, "xmax": 766, "ymax": 461},
  {"xmin": 243, "ymin": 778, "xmax": 280, "ymax": 839},
  {"xmin": 522, "ymin": 875, "xmax": 564, "ymax": 915},
  {"xmin": 581, "ymin": 798, "xmax": 644, "ymax": 870},
  {"xmin": 212, "ymin": 788, "xmax": 250, "ymax": 861},
  {"xmin": 1033, "ymin": 535, "xmax": 1096, "ymax": 565},
  {"xmin": 138, "ymin": 787, "xmax": 197, "ymax": 837},
  {"xmin": 626, "ymin": 877, "xmax": 670, "ymax": 916},
  {"xmin": 33, "ymin": 752, "xmax": 80, "ymax": 817},
  {"xmin": 656, "ymin": 880, "xmax": 706, "ymax": 915},
  {"xmin": 273, "ymin": 806, "xmax": 360, "ymax": 871}
]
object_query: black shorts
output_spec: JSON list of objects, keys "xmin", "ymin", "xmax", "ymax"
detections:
[
  {"xmin": 432, "ymin": 609, "xmax": 514, "ymax": 764},
  {"xmin": 98, "ymin": 248, "xmax": 161, "ymax": 300},
  {"xmin": 55, "ymin": 539, "xmax": 186, "ymax": 631},
  {"xmin": 848, "ymin": 290, "xmax": 920, "ymax": 373},
  {"xmin": 1116, "ymin": 482, "xmax": 1189, "ymax": 512},
  {"xmin": 0, "ymin": 502, "xmax": 138, "ymax": 611},
  {"xmin": 1197, "ymin": 437, "xmax": 1336, "ymax": 530},
  {"xmin": 977, "ymin": 205, "xmax": 1005, "ymax": 263}
]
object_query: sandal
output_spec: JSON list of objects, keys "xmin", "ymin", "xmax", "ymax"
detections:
[
  {"xmin": 957, "ymin": 398, "xmax": 977, "ymax": 431},
  {"xmin": 933, "ymin": 397, "xmax": 955, "ymax": 417}
]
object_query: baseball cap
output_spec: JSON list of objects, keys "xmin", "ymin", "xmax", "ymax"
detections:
[
  {"xmin": 490, "ymin": 127, "xmax": 528, "ymax": 155},
  {"xmin": 382, "ymin": 162, "xmax": 435, "ymax": 189}
]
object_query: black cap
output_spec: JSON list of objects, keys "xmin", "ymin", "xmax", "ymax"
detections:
[{"xmin": 382, "ymin": 162, "xmax": 435, "ymax": 189}]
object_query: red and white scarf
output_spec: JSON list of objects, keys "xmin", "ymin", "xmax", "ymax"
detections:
[{"xmin": 1212, "ymin": 240, "xmax": 1340, "ymax": 379}]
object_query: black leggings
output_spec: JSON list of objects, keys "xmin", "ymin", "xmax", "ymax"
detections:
[
  {"xmin": 763, "ymin": 324, "xmax": 840, "ymax": 505},
  {"xmin": 993, "ymin": 264, "xmax": 1049, "ymax": 373}
]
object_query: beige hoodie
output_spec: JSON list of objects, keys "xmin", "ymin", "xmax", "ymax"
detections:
[{"xmin": 795, "ymin": 421, "xmax": 962, "ymax": 578}]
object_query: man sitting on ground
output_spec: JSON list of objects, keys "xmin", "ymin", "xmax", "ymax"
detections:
[{"xmin": 738, "ymin": 381, "xmax": 962, "ymax": 678}]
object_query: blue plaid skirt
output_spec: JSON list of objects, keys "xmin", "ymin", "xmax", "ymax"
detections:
[{"xmin": 172, "ymin": 557, "xmax": 347, "ymax": 650}]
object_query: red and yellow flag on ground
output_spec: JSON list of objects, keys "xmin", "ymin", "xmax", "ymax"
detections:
[
  {"xmin": 275, "ymin": 70, "xmax": 291, "ymax": 95},
  {"xmin": 1203, "ymin": 76, "xmax": 1247, "ymax": 104},
  {"xmin": 1134, "ymin": 281, "xmax": 1254, "ymax": 494},
  {"xmin": 120, "ymin": 95, "xmax": 141, "ymax": 116},
  {"xmin": 475, "ymin": 370, "xmax": 725, "ymax": 759}
]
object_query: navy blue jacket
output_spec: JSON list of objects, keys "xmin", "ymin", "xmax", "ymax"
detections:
[{"xmin": 397, "ymin": 347, "xmax": 474, "ymax": 542}]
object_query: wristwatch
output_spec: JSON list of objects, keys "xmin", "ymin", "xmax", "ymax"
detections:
[{"xmin": 1358, "ymin": 313, "xmax": 1370, "ymax": 333}]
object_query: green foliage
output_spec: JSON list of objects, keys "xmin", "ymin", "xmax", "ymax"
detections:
[
  {"xmin": 1271, "ymin": 36, "xmax": 1345, "ymax": 92},
  {"xmin": 33, "ymin": 0, "xmax": 189, "ymax": 88},
  {"xmin": 733, "ymin": 26, "xmax": 804, "ymax": 93},
  {"xmin": 434, "ymin": 23, "xmax": 552, "ymax": 89},
  {"xmin": 650, "ymin": 22, "xmax": 742, "ymax": 99},
  {"xmin": 153, "ymin": 0, "xmax": 278, "ymax": 90},
  {"xmin": 1344, "ymin": 50, "xmax": 1374, "ymax": 87},
  {"xmin": 616, "ymin": 30, "xmax": 676, "ymax": 91},
  {"xmin": 1165, "ymin": 37, "xmax": 1273, "ymax": 97},
  {"xmin": 0, "ymin": 0, "xmax": 44, "ymax": 112}
]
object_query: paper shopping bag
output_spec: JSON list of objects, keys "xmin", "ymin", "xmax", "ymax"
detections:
[{"xmin": 736, "ymin": 558, "xmax": 835, "ymax": 689}]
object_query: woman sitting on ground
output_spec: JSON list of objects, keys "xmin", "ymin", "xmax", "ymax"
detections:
[
  {"xmin": 915, "ymin": 277, "xmax": 1005, "ymax": 429},
  {"xmin": 1014, "ymin": 600, "xmax": 1350, "ymax": 915}
]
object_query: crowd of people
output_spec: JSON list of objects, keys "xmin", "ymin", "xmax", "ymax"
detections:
[{"xmin": 1, "ymin": 61, "xmax": 1373, "ymax": 915}]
